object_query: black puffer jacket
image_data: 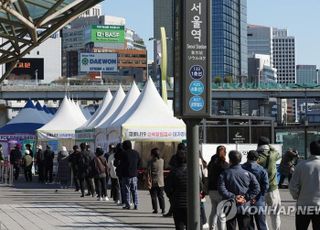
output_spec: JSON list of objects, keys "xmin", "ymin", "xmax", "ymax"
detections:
[
  {"xmin": 207, "ymin": 154, "xmax": 229, "ymax": 191},
  {"xmin": 165, "ymin": 163, "xmax": 187, "ymax": 209}
]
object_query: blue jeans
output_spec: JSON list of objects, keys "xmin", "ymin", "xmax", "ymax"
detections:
[{"xmin": 123, "ymin": 177, "xmax": 138, "ymax": 208}]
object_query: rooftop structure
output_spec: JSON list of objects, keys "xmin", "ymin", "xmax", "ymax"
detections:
[{"xmin": 0, "ymin": 0, "xmax": 103, "ymax": 82}]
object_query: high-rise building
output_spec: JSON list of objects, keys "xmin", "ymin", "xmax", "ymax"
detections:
[
  {"xmin": 154, "ymin": 0, "xmax": 248, "ymax": 82},
  {"xmin": 248, "ymin": 54, "xmax": 277, "ymax": 83},
  {"xmin": 296, "ymin": 65, "xmax": 318, "ymax": 84},
  {"xmin": 247, "ymin": 24, "xmax": 273, "ymax": 66},
  {"xmin": 212, "ymin": 0, "xmax": 248, "ymax": 80},
  {"xmin": 153, "ymin": 0, "xmax": 174, "ymax": 80},
  {"xmin": 273, "ymin": 28, "xmax": 296, "ymax": 121},
  {"xmin": 272, "ymin": 28, "xmax": 296, "ymax": 84}
]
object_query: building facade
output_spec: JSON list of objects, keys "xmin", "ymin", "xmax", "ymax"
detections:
[
  {"xmin": 273, "ymin": 28, "xmax": 296, "ymax": 122},
  {"xmin": 247, "ymin": 24, "xmax": 273, "ymax": 66},
  {"xmin": 272, "ymin": 28, "xmax": 296, "ymax": 84},
  {"xmin": 2, "ymin": 32, "xmax": 61, "ymax": 84},
  {"xmin": 153, "ymin": 0, "xmax": 174, "ymax": 80},
  {"xmin": 212, "ymin": 0, "xmax": 248, "ymax": 80},
  {"xmin": 296, "ymin": 65, "xmax": 318, "ymax": 84},
  {"xmin": 248, "ymin": 54, "xmax": 277, "ymax": 84}
]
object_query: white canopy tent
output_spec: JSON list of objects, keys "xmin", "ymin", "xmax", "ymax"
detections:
[
  {"xmin": 75, "ymin": 89, "xmax": 113, "ymax": 144},
  {"xmin": 94, "ymin": 86, "xmax": 126, "ymax": 149},
  {"xmin": 107, "ymin": 78, "xmax": 186, "ymax": 143},
  {"xmin": 106, "ymin": 78, "xmax": 186, "ymax": 167},
  {"xmin": 96, "ymin": 82, "xmax": 141, "ymax": 148},
  {"xmin": 37, "ymin": 96, "xmax": 87, "ymax": 150}
]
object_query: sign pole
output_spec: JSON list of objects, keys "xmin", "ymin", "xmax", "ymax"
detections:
[
  {"xmin": 174, "ymin": 0, "xmax": 211, "ymax": 229},
  {"xmin": 185, "ymin": 118, "xmax": 201, "ymax": 230}
]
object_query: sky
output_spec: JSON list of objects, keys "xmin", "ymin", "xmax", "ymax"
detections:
[{"xmin": 103, "ymin": 0, "xmax": 320, "ymax": 66}]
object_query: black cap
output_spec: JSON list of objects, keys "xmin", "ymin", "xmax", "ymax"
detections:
[{"xmin": 258, "ymin": 136, "xmax": 270, "ymax": 146}]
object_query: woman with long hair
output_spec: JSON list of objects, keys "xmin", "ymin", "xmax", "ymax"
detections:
[{"xmin": 207, "ymin": 145, "xmax": 229, "ymax": 230}]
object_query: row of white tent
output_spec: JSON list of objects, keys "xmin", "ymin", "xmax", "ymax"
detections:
[
  {"xmin": 0, "ymin": 78, "xmax": 186, "ymax": 153},
  {"xmin": 74, "ymin": 78, "xmax": 186, "ymax": 150}
]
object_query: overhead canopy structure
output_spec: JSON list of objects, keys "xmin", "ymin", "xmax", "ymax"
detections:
[{"xmin": 0, "ymin": 0, "xmax": 103, "ymax": 82}]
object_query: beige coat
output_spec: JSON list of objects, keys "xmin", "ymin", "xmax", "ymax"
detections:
[{"xmin": 147, "ymin": 158, "xmax": 164, "ymax": 188}]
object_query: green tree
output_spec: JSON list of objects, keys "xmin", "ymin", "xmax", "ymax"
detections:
[
  {"xmin": 224, "ymin": 76, "xmax": 233, "ymax": 83},
  {"xmin": 214, "ymin": 76, "xmax": 222, "ymax": 84}
]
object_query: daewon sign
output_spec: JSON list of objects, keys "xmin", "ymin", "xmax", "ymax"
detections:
[{"xmin": 80, "ymin": 53, "xmax": 118, "ymax": 73}]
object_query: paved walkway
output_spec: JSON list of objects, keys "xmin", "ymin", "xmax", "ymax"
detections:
[
  {"xmin": 0, "ymin": 180, "xmax": 311, "ymax": 230},
  {"xmin": 0, "ymin": 181, "xmax": 174, "ymax": 230}
]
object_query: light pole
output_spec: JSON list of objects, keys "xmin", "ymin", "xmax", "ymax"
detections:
[
  {"xmin": 148, "ymin": 37, "xmax": 159, "ymax": 88},
  {"xmin": 35, "ymin": 69, "xmax": 38, "ymax": 85}
]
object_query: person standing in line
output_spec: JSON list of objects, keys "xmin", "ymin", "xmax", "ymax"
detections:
[
  {"xmin": 0, "ymin": 144, "xmax": 4, "ymax": 163},
  {"xmin": 147, "ymin": 148, "xmax": 165, "ymax": 214},
  {"xmin": 25, "ymin": 144, "xmax": 34, "ymax": 158},
  {"xmin": 108, "ymin": 144, "xmax": 121, "ymax": 204},
  {"xmin": 164, "ymin": 147, "xmax": 188, "ymax": 229},
  {"xmin": 44, "ymin": 145, "xmax": 54, "ymax": 183},
  {"xmin": 218, "ymin": 150, "xmax": 260, "ymax": 230},
  {"xmin": 76, "ymin": 143, "xmax": 91, "ymax": 198},
  {"xmin": 278, "ymin": 149, "xmax": 298, "ymax": 188},
  {"xmin": 199, "ymin": 151, "xmax": 209, "ymax": 229},
  {"xmin": 22, "ymin": 149, "xmax": 33, "ymax": 182},
  {"xmin": 79, "ymin": 143, "xmax": 95, "ymax": 197},
  {"xmin": 93, "ymin": 147, "xmax": 108, "ymax": 201},
  {"xmin": 207, "ymin": 145, "xmax": 229, "ymax": 230},
  {"xmin": 69, "ymin": 145, "xmax": 80, "ymax": 192},
  {"xmin": 242, "ymin": 150, "xmax": 269, "ymax": 230},
  {"xmin": 121, "ymin": 140, "xmax": 141, "ymax": 210},
  {"xmin": 289, "ymin": 140, "xmax": 320, "ymax": 230},
  {"xmin": 10, "ymin": 144, "xmax": 22, "ymax": 180},
  {"xmin": 163, "ymin": 142, "xmax": 187, "ymax": 217},
  {"xmin": 257, "ymin": 136, "xmax": 281, "ymax": 230},
  {"xmin": 104, "ymin": 144, "xmax": 115, "ymax": 197},
  {"xmin": 36, "ymin": 145, "xmax": 45, "ymax": 183},
  {"xmin": 57, "ymin": 146, "xmax": 70, "ymax": 189},
  {"xmin": 114, "ymin": 143, "xmax": 125, "ymax": 205}
]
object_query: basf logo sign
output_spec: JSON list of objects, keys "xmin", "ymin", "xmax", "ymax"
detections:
[
  {"xmin": 80, "ymin": 53, "xmax": 118, "ymax": 73},
  {"xmin": 91, "ymin": 25, "xmax": 125, "ymax": 43}
]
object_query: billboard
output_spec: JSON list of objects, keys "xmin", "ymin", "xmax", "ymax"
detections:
[
  {"xmin": 91, "ymin": 25, "xmax": 125, "ymax": 43},
  {"xmin": 6, "ymin": 58, "xmax": 44, "ymax": 80},
  {"xmin": 80, "ymin": 53, "xmax": 118, "ymax": 73}
]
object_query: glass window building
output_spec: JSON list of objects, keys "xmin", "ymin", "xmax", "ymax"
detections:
[{"xmin": 212, "ymin": 0, "xmax": 248, "ymax": 80}]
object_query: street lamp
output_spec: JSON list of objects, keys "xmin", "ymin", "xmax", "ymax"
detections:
[
  {"xmin": 149, "ymin": 30, "xmax": 172, "ymax": 100},
  {"xmin": 148, "ymin": 37, "xmax": 159, "ymax": 88},
  {"xmin": 35, "ymin": 69, "xmax": 38, "ymax": 85}
]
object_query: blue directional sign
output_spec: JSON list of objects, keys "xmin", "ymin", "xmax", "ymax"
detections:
[
  {"xmin": 189, "ymin": 96, "xmax": 204, "ymax": 111},
  {"xmin": 189, "ymin": 65, "xmax": 204, "ymax": 80},
  {"xmin": 189, "ymin": 80, "xmax": 204, "ymax": 96}
]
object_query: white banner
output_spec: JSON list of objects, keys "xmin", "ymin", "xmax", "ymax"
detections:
[
  {"xmin": 75, "ymin": 129, "xmax": 95, "ymax": 141},
  {"xmin": 80, "ymin": 53, "xmax": 118, "ymax": 72},
  {"xmin": 37, "ymin": 130, "xmax": 75, "ymax": 140},
  {"xmin": 123, "ymin": 127, "xmax": 186, "ymax": 142},
  {"xmin": 201, "ymin": 143, "xmax": 282, "ymax": 164}
]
